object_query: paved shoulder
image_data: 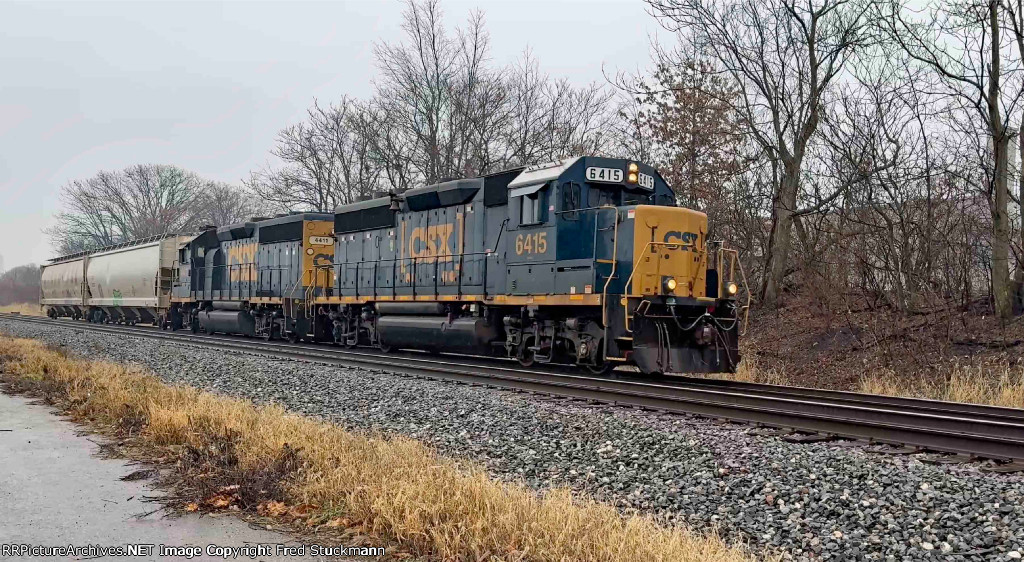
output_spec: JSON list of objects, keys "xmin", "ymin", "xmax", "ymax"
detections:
[{"xmin": 0, "ymin": 392, "xmax": 366, "ymax": 561}]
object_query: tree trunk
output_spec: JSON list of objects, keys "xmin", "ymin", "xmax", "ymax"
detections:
[
  {"xmin": 1017, "ymin": 129, "xmax": 1024, "ymax": 284},
  {"xmin": 992, "ymin": 131, "xmax": 1013, "ymax": 319},
  {"xmin": 989, "ymin": 0, "xmax": 1013, "ymax": 320},
  {"xmin": 761, "ymin": 158, "xmax": 800, "ymax": 308}
]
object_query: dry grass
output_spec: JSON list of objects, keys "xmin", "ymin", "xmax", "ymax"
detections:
[
  {"xmin": 0, "ymin": 336, "xmax": 760, "ymax": 562},
  {"xmin": 689, "ymin": 355, "xmax": 792, "ymax": 387},
  {"xmin": 858, "ymin": 364, "xmax": 1024, "ymax": 409},
  {"xmin": 0, "ymin": 302, "xmax": 44, "ymax": 316}
]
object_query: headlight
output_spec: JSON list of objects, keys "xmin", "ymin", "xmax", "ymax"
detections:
[
  {"xmin": 628, "ymin": 162, "xmax": 639, "ymax": 173},
  {"xmin": 726, "ymin": 282, "xmax": 738, "ymax": 296},
  {"xmin": 664, "ymin": 278, "xmax": 678, "ymax": 292},
  {"xmin": 627, "ymin": 172, "xmax": 638, "ymax": 184}
]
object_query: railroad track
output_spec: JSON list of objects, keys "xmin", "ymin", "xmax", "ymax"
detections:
[{"xmin": 3, "ymin": 312, "xmax": 1024, "ymax": 469}]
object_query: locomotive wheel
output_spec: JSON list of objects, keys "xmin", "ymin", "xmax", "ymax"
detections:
[
  {"xmin": 583, "ymin": 361, "xmax": 616, "ymax": 376},
  {"xmin": 581, "ymin": 342, "xmax": 615, "ymax": 376},
  {"xmin": 263, "ymin": 324, "xmax": 279, "ymax": 342},
  {"xmin": 378, "ymin": 342, "xmax": 393, "ymax": 353},
  {"xmin": 516, "ymin": 338, "xmax": 536, "ymax": 368}
]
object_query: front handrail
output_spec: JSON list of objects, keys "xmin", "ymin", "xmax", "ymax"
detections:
[{"xmin": 718, "ymin": 247, "xmax": 751, "ymax": 335}]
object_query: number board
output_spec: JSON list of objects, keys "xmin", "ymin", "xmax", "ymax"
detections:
[
  {"xmin": 637, "ymin": 172, "xmax": 655, "ymax": 190},
  {"xmin": 308, "ymin": 236, "xmax": 334, "ymax": 246},
  {"xmin": 586, "ymin": 167, "xmax": 623, "ymax": 183}
]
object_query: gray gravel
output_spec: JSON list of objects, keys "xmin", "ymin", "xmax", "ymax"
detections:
[{"xmin": 3, "ymin": 318, "xmax": 1023, "ymax": 561}]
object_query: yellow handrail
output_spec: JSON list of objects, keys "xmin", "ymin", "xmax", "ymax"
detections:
[{"xmin": 719, "ymin": 248, "xmax": 751, "ymax": 335}]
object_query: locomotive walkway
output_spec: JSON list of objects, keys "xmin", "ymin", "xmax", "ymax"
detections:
[{"xmin": 4, "ymin": 313, "xmax": 1024, "ymax": 469}]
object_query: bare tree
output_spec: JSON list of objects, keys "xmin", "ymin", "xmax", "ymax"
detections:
[
  {"xmin": 647, "ymin": 0, "xmax": 874, "ymax": 307},
  {"xmin": 373, "ymin": 0, "xmax": 498, "ymax": 182},
  {"xmin": 196, "ymin": 182, "xmax": 264, "ymax": 226},
  {"xmin": 881, "ymin": 0, "xmax": 1024, "ymax": 319},
  {"xmin": 46, "ymin": 164, "xmax": 208, "ymax": 254},
  {"xmin": 248, "ymin": 98, "xmax": 379, "ymax": 210},
  {"xmin": 0, "ymin": 264, "xmax": 41, "ymax": 306}
]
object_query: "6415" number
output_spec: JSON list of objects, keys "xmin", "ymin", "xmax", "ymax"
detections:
[{"xmin": 515, "ymin": 232, "xmax": 548, "ymax": 255}]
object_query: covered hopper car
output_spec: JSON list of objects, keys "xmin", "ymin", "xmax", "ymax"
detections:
[{"xmin": 40, "ymin": 234, "xmax": 192, "ymax": 325}]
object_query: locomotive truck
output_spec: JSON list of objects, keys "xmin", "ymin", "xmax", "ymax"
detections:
[{"xmin": 40, "ymin": 156, "xmax": 747, "ymax": 375}]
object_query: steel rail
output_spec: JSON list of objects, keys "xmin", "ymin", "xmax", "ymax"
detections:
[{"xmin": 3, "ymin": 313, "xmax": 1023, "ymax": 462}]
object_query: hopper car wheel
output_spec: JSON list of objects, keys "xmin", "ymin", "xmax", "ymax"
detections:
[{"xmin": 378, "ymin": 342, "xmax": 393, "ymax": 353}]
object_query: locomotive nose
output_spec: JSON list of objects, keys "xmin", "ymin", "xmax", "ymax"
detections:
[{"xmin": 627, "ymin": 205, "xmax": 707, "ymax": 298}]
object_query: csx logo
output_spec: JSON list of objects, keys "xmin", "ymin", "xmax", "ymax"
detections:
[
  {"xmin": 409, "ymin": 224, "xmax": 454, "ymax": 260},
  {"xmin": 226, "ymin": 242, "xmax": 257, "ymax": 281},
  {"xmin": 663, "ymin": 231, "xmax": 698, "ymax": 251},
  {"xmin": 404, "ymin": 222, "xmax": 460, "ymax": 283}
]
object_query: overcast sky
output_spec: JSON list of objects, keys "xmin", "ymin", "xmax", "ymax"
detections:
[{"xmin": 0, "ymin": 0, "xmax": 669, "ymax": 270}]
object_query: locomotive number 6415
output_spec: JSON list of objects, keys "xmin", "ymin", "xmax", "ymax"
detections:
[{"xmin": 515, "ymin": 232, "xmax": 548, "ymax": 255}]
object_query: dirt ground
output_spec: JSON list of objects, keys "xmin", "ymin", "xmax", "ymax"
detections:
[{"xmin": 741, "ymin": 294, "xmax": 1024, "ymax": 391}]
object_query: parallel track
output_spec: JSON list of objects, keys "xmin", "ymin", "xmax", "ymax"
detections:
[{"xmin": 3, "ymin": 313, "xmax": 1024, "ymax": 464}]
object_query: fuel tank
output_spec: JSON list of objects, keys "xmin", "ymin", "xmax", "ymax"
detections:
[
  {"xmin": 376, "ymin": 302, "xmax": 446, "ymax": 315},
  {"xmin": 377, "ymin": 315, "xmax": 502, "ymax": 354},
  {"xmin": 199, "ymin": 309, "xmax": 256, "ymax": 336}
]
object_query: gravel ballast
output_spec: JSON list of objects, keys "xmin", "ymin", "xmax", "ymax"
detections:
[{"xmin": 2, "ymin": 318, "xmax": 1023, "ymax": 561}]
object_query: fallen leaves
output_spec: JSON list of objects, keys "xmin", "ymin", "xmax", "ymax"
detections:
[
  {"xmin": 184, "ymin": 502, "xmax": 199, "ymax": 512},
  {"xmin": 257, "ymin": 500, "xmax": 289, "ymax": 517},
  {"xmin": 288, "ymin": 504, "xmax": 317, "ymax": 519},
  {"xmin": 207, "ymin": 494, "xmax": 233, "ymax": 508}
]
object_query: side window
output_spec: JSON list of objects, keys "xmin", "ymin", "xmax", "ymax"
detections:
[
  {"xmin": 562, "ymin": 182, "xmax": 581, "ymax": 220},
  {"xmin": 513, "ymin": 182, "xmax": 549, "ymax": 226},
  {"xmin": 592, "ymin": 186, "xmax": 618, "ymax": 208}
]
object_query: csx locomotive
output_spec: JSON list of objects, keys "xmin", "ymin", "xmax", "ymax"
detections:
[{"xmin": 40, "ymin": 157, "xmax": 746, "ymax": 375}]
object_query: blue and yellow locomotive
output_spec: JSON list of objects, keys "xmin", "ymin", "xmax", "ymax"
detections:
[
  {"xmin": 316, "ymin": 156, "xmax": 745, "ymax": 375},
  {"xmin": 167, "ymin": 157, "xmax": 745, "ymax": 375}
]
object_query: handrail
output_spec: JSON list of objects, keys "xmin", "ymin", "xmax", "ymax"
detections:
[
  {"xmin": 619, "ymin": 240, "xmax": 708, "ymax": 333},
  {"xmin": 597, "ymin": 206, "xmax": 620, "ymax": 364},
  {"xmin": 597, "ymin": 205, "xmax": 619, "ymax": 327},
  {"xmin": 719, "ymin": 247, "xmax": 752, "ymax": 335}
]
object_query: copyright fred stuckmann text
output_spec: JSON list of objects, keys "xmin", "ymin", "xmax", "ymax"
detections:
[{"xmin": 1, "ymin": 543, "xmax": 384, "ymax": 558}]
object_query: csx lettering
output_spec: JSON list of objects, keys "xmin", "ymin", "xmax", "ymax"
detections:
[
  {"xmin": 226, "ymin": 242, "xmax": 258, "ymax": 281},
  {"xmin": 515, "ymin": 232, "xmax": 548, "ymax": 255},
  {"xmin": 409, "ymin": 224, "xmax": 455, "ymax": 260},
  {"xmin": 663, "ymin": 231, "xmax": 698, "ymax": 251}
]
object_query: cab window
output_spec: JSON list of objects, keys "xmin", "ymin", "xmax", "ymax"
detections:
[
  {"xmin": 561, "ymin": 182, "xmax": 581, "ymax": 220},
  {"xmin": 511, "ymin": 182, "xmax": 548, "ymax": 226}
]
